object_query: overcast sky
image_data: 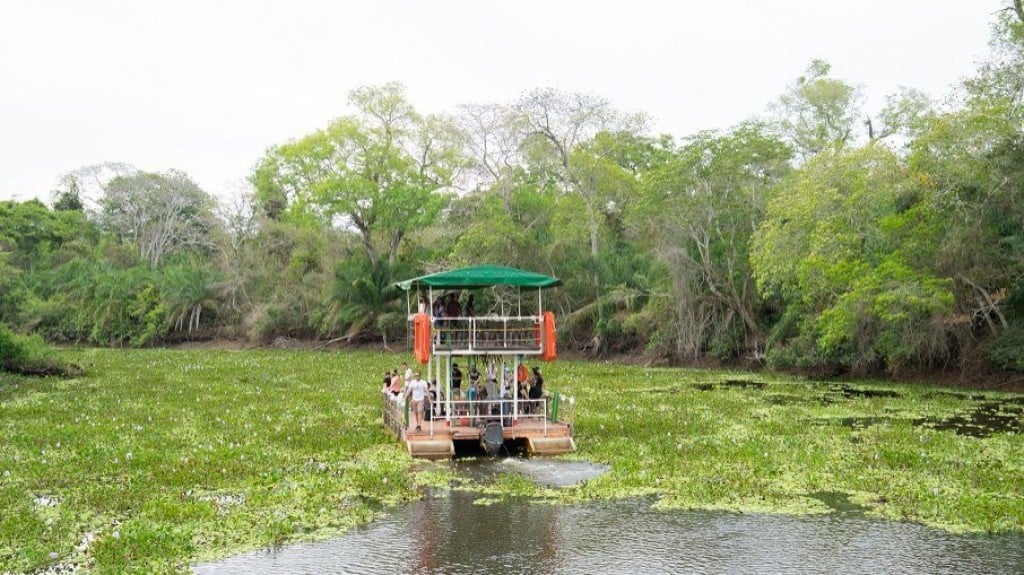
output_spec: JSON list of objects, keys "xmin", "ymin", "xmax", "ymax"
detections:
[{"xmin": 0, "ymin": 0, "xmax": 1006, "ymax": 203}]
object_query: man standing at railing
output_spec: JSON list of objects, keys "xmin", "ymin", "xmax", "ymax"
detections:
[
  {"xmin": 405, "ymin": 371, "xmax": 429, "ymax": 431},
  {"xmin": 451, "ymin": 362, "xmax": 463, "ymax": 400},
  {"xmin": 446, "ymin": 293, "xmax": 461, "ymax": 343}
]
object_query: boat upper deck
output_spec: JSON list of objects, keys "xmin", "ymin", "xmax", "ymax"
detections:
[{"xmin": 414, "ymin": 314, "xmax": 546, "ymax": 356}]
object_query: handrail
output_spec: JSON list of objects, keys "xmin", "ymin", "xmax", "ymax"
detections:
[
  {"xmin": 424, "ymin": 315, "xmax": 545, "ymax": 353},
  {"xmin": 384, "ymin": 393, "xmax": 569, "ymax": 430}
]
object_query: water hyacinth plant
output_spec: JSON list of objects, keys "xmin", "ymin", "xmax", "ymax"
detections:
[{"xmin": 0, "ymin": 349, "xmax": 1021, "ymax": 573}]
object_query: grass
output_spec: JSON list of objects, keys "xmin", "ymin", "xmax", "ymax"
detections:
[{"xmin": 1, "ymin": 349, "xmax": 1021, "ymax": 573}]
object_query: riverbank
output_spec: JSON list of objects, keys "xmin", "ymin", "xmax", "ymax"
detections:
[
  {"xmin": 169, "ymin": 338, "xmax": 1024, "ymax": 393},
  {"xmin": 1, "ymin": 348, "xmax": 1021, "ymax": 573}
]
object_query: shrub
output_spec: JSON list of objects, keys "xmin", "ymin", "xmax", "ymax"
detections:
[
  {"xmin": 987, "ymin": 322, "xmax": 1024, "ymax": 372},
  {"xmin": 0, "ymin": 323, "xmax": 80, "ymax": 376}
]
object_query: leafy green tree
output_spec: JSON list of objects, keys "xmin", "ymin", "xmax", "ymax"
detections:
[
  {"xmin": 752, "ymin": 144, "xmax": 954, "ymax": 372},
  {"xmin": 636, "ymin": 124, "xmax": 792, "ymax": 360},
  {"xmin": 769, "ymin": 59, "xmax": 863, "ymax": 160},
  {"xmin": 0, "ymin": 200, "xmax": 90, "ymax": 270},
  {"xmin": 316, "ymin": 255, "xmax": 407, "ymax": 343},
  {"xmin": 513, "ymin": 89, "xmax": 646, "ymax": 262},
  {"xmin": 252, "ymin": 82, "xmax": 464, "ymax": 270},
  {"xmin": 906, "ymin": 14, "xmax": 1024, "ymax": 370}
]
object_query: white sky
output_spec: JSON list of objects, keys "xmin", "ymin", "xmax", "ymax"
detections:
[{"xmin": 0, "ymin": 0, "xmax": 1005, "ymax": 202}]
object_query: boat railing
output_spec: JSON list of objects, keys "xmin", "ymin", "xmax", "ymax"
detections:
[
  {"xmin": 382, "ymin": 392, "xmax": 405, "ymax": 436},
  {"xmin": 382, "ymin": 391, "xmax": 572, "ymax": 433},
  {"xmin": 444, "ymin": 398, "xmax": 549, "ymax": 431},
  {"xmin": 409, "ymin": 315, "xmax": 545, "ymax": 353}
]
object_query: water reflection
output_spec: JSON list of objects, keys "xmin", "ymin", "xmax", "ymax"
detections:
[{"xmin": 194, "ymin": 493, "xmax": 1023, "ymax": 575}]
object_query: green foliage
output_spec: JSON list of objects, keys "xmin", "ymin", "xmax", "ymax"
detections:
[
  {"xmin": 0, "ymin": 323, "xmax": 78, "ymax": 376},
  {"xmin": 5, "ymin": 349, "xmax": 1020, "ymax": 572},
  {"xmin": 158, "ymin": 262, "xmax": 219, "ymax": 337},
  {"xmin": 753, "ymin": 145, "xmax": 956, "ymax": 372},
  {"xmin": 987, "ymin": 321, "xmax": 1024, "ymax": 371},
  {"xmin": 637, "ymin": 123, "xmax": 791, "ymax": 360},
  {"xmin": 252, "ymin": 82, "xmax": 462, "ymax": 270},
  {"xmin": 0, "ymin": 199, "xmax": 92, "ymax": 270},
  {"xmin": 770, "ymin": 59, "xmax": 863, "ymax": 158},
  {"xmin": 316, "ymin": 255, "xmax": 407, "ymax": 342}
]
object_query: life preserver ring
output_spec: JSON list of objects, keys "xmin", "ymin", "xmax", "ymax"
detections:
[
  {"xmin": 413, "ymin": 313, "xmax": 431, "ymax": 365},
  {"xmin": 542, "ymin": 311, "xmax": 556, "ymax": 361}
]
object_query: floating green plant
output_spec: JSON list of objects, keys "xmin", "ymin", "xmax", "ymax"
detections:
[{"xmin": 1, "ymin": 349, "xmax": 1021, "ymax": 573}]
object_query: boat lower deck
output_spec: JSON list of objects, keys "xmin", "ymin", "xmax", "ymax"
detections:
[
  {"xmin": 389, "ymin": 413, "xmax": 573, "ymax": 459},
  {"xmin": 383, "ymin": 393, "xmax": 575, "ymax": 459}
]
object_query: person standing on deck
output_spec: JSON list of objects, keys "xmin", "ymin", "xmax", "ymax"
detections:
[
  {"xmin": 403, "ymin": 362, "xmax": 414, "ymax": 385},
  {"xmin": 517, "ymin": 361, "xmax": 529, "ymax": 391},
  {"xmin": 445, "ymin": 293, "xmax": 462, "ymax": 342},
  {"xmin": 451, "ymin": 362, "xmax": 463, "ymax": 400},
  {"xmin": 468, "ymin": 364, "xmax": 481, "ymax": 407},
  {"xmin": 485, "ymin": 360, "xmax": 498, "ymax": 403},
  {"xmin": 405, "ymin": 371, "xmax": 429, "ymax": 431},
  {"xmin": 389, "ymin": 369, "xmax": 402, "ymax": 396},
  {"xmin": 529, "ymin": 366, "xmax": 544, "ymax": 414},
  {"xmin": 432, "ymin": 297, "xmax": 445, "ymax": 343}
]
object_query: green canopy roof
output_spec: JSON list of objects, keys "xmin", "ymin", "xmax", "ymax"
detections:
[{"xmin": 396, "ymin": 265, "xmax": 562, "ymax": 291}]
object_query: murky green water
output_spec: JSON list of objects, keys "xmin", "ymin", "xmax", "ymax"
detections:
[{"xmin": 194, "ymin": 459, "xmax": 1023, "ymax": 575}]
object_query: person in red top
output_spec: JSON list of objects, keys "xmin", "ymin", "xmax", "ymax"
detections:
[{"xmin": 516, "ymin": 361, "xmax": 529, "ymax": 389}]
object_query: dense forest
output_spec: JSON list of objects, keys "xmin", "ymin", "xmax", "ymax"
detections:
[{"xmin": 1, "ymin": 8, "xmax": 1022, "ymax": 378}]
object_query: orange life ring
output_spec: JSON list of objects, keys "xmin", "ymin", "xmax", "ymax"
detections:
[
  {"xmin": 542, "ymin": 311, "xmax": 556, "ymax": 361},
  {"xmin": 413, "ymin": 313, "xmax": 431, "ymax": 365}
]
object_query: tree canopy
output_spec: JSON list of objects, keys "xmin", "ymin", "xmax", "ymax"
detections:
[{"xmin": 3, "ymin": 5, "xmax": 1024, "ymax": 378}]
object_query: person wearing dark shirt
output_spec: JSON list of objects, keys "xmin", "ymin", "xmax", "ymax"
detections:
[
  {"xmin": 451, "ymin": 362, "xmax": 463, "ymax": 399},
  {"xmin": 529, "ymin": 366, "xmax": 544, "ymax": 414}
]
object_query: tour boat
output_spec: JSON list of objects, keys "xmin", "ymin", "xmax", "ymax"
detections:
[{"xmin": 382, "ymin": 265, "xmax": 575, "ymax": 459}]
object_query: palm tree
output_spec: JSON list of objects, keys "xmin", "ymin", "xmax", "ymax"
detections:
[
  {"xmin": 159, "ymin": 263, "xmax": 218, "ymax": 336},
  {"xmin": 319, "ymin": 258, "xmax": 405, "ymax": 343}
]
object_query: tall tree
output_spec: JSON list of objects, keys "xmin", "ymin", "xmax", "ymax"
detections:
[
  {"xmin": 769, "ymin": 59, "xmax": 863, "ymax": 160},
  {"xmin": 637, "ymin": 124, "xmax": 792, "ymax": 360},
  {"xmin": 100, "ymin": 170, "xmax": 217, "ymax": 268},
  {"xmin": 252, "ymin": 82, "xmax": 466, "ymax": 269},
  {"xmin": 752, "ymin": 145, "xmax": 953, "ymax": 372},
  {"xmin": 512, "ymin": 88, "xmax": 646, "ymax": 262}
]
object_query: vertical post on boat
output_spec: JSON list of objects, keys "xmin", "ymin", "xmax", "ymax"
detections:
[
  {"xmin": 443, "ymin": 354, "xmax": 450, "ymax": 426},
  {"xmin": 512, "ymin": 354, "xmax": 518, "ymax": 424}
]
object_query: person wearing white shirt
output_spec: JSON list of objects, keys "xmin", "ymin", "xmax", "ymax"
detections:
[{"xmin": 405, "ymin": 371, "xmax": 429, "ymax": 431}]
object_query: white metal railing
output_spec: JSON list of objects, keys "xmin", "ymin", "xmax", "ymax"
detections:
[
  {"xmin": 383, "ymin": 392, "xmax": 570, "ymax": 433},
  {"xmin": 384, "ymin": 389, "xmax": 575, "ymax": 444},
  {"xmin": 407, "ymin": 315, "xmax": 545, "ymax": 353},
  {"xmin": 443, "ymin": 397, "xmax": 548, "ymax": 433}
]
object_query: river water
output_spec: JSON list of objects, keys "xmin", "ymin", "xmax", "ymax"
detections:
[{"xmin": 194, "ymin": 459, "xmax": 1023, "ymax": 575}]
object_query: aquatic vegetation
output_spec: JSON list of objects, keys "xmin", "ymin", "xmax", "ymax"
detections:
[
  {"xmin": 0, "ymin": 349, "xmax": 1021, "ymax": 573},
  {"xmin": 558, "ymin": 362, "xmax": 1023, "ymax": 534}
]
